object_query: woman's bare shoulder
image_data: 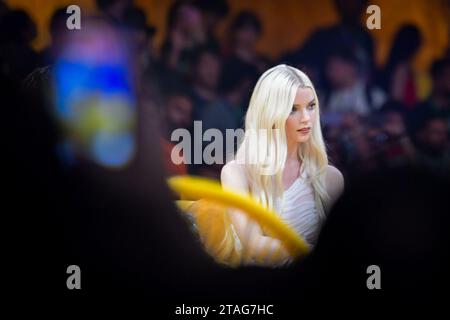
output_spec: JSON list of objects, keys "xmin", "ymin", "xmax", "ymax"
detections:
[
  {"xmin": 222, "ymin": 159, "xmax": 242, "ymax": 173},
  {"xmin": 221, "ymin": 160, "xmax": 248, "ymax": 192},
  {"xmin": 325, "ymin": 165, "xmax": 345, "ymax": 204},
  {"xmin": 326, "ymin": 165, "xmax": 344, "ymax": 182}
]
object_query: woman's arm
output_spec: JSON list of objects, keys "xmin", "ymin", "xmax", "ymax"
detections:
[{"xmin": 221, "ymin": 161, "xmax": 290, "ymax": 265}]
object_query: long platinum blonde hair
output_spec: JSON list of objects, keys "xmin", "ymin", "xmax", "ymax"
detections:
[{"xmin": 235, "ymin": 64, "xmax": 329, "ymax": 221}]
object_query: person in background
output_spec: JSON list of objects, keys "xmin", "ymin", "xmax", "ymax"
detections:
[
  {"xmin": 410, "ymin": 58, "xmax": 450, "ymax": 133},
  {"xmin": 194, "ymin": 69, "xmax": 255, "ymax": 180},
  {"xmin": 159, "ymin": 0, "xmax": 206, "ymax": 79},
  {"xmin": 414, "ymin": 114, "xmax": 450, "ymax": 178},
  {"xmin": 0, "ymin": 0, "xmax": 9, "ymax": 19},
  {"xmin": 322, "ymin": 47, "xmax": 386, "ymax": 117},
  {"xmin": 322, "ymin": 125, "xmax": 343, "ymax": 164},
  {"xmin": 95, "ymin": 0, "xmax": 133, "ymax": 26},
  {"xmin": 123, "ymin": 6, "xmax": 157, "ymax": 92},
  {"xmin": 194, "ymin": 0, "xmax": 229, "ymax": 52},
  {"xmin": 339, "ymin": 114, "xmax": 378, "ymax": 174},
  {"xmin": 427, "ymin": 58, "xmax": 450, "ymax": 112},
  {"xmin": 371, "ymin": 101, "xmax": 416, "ymax": 169},
  {"xmin": 187, "ymin": 45, "xmax": 222, "ymax": 121},
  {"xmin": 159, "ymin": 86, "xmax": 193, "ymax": 176},
  {"xmin": 378, "ymin": 24, "xmax": 423, "ymax": 108},
  {"xmin": 0, "ymin": 9, "xmax": 38, "ymax": 80},
  {"xmin": 285, "ymin": 0, "xmax": 375, "ymax": 89},
  {"xmin": 39, "ymin": 8, "xmax": 70, "ymax": 66},
  {"xmin": 279, "ymin": 52, "xmax": 321, "ymax": 94},
  {"xmin": 221, "ymin": 11, "xmax": 269, "ymax": 92},
  {"xmin": 216, "ymin": 66, "xmax": 258, "ymax": 128},
  {"xmin": 303, "ymin": 166, "xmax": 450, "ymax": 309}
]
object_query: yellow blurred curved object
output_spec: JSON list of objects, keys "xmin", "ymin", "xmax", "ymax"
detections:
[
  {"xmin": 169, "ymin": 175, "xmax": 310, "ymax": 267},
  {"xmin": 182, "ymin": 199, "xmax": 242, "ymax": 267}
]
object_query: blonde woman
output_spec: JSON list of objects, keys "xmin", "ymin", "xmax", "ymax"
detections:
[{"xmin": 221, "ymin": 64, "xmax": 344, "ymax": 265}]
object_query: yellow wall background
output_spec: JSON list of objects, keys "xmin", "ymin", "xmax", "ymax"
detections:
[{"xmin": 5, "ymin": 0, "xmax": 449, "ymax": 72}]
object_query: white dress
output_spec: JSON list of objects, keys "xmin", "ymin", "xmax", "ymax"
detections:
[
  {"xmin": 228, "ymin": 170, "xmax": 321, "ymax": 264},
  {"xmin": 275, "ymin": 170, "xmax": 320, "ymax": 247}
]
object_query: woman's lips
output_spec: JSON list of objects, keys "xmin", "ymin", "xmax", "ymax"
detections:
[{"xmin": 297, "ymin": 127, "xmax": 311, "ymax": 134}]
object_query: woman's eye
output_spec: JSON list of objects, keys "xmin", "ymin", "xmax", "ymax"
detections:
[
  {"xmin": 307, "ymin": 103, "xmax": 316, "ymax": 110},
  {"xmin": 290, "ymin": 107, "xmax": 297, "ymax": 114}
]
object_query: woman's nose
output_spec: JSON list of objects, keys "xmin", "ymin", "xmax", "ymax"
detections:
[{"xmin": 299, "ymin": 109, "xmax": 310, "ymax": 122}]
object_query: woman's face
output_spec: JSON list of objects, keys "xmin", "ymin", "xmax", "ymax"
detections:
[{"xmin": 285, "ymin": 87, "xmax": 316, "ymax": 144}]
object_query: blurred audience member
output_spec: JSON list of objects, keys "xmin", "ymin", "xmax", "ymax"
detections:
[
  {"xmin": 286, "ymin": 0, "xmax": 375, "ymax": 88},
  {"xmin": 280, "ymin": 52, "xmax": 321, "ymax": 90},
  {"xmin": 305, "ymin": 167, "xmax": 450, "ymax": 307},
  {"xmin": 375, "ymin": 101, "xmax": 416, "ymax": 168},
  {"xmin": 198, "ymin": 80, "xmax": 242, "ymax": 142},
  {"xmin": 96, "ymin": 0, "xmax": 133, "ymax": 26},
  {"xmin": 217, "ymin": 66, "xmax": 257, "ymax": 128},
  {"xmin": 195, "ymin": 0, "xmax": 229, "ymax": 51},
  {"xmin": 323, "ymin": 125, "xmax": 345, "ymax": 170},
  {"xmin": 414, "ymin": 115, "xmax": 450, "ymax": 178},
  {"xmin": 221, "ymin": 11, "xmax": 268, "ymax": 92},
  {"xmin": 323, "ymin": 47, "xmax": 386, "ymax": 116},
  {"xmin": 341, "ymin": 114, "xmax": 380, "ymax": 173},
  {"xmin": 160, "ymin": 86, "xmax": 193, "ymax": 176},
  {"xmin": 0, "ymin": 0, "xmax": 9, "ymax": 20},
  {"xmin": 159, "ymin": 0, "xmax": 206, "ymax": 78},
  {"xmin": 39, "ymin": 7, "xmax": 70, "ymax": 66},
  {"xmin": 411, "ymin": 58, "xmax": 450, "ymax": 131},
  {"xmin": 427, "ymin": 58, "xmax": 450, "ymax": 112},
  {"xmin": 193, "ymin": 69, "xmax": 254, "ymax": 180},
  {"xmin": 0, "ymin": 9, "xmax": 38, "ymax": 80},
  {"xmin": 188, "ymin": 45, "xmax": 221, "ymax": 120},
  {"xmin": 123, "ymin": 6, "xmax": 157, "ymax": 88},
  {"xmin": 378, "ymin": 24, "xmax": 423, "ymax": 108}
]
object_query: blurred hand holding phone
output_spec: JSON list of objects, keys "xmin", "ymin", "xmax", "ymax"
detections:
[{"xmin": 52, "ymin": 18, "xmax": 136, "ymax": 169}]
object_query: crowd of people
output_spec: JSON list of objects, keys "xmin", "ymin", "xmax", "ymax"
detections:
[{"xmin": 1, "ymin": 0, "xmax": 449, "ymax": 180}]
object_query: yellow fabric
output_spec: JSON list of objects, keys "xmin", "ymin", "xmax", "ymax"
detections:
[
  {"xmin": 171, "ymin": 176, "xmax": 310, "ymax": 267},
  {"xmin": 178, "ymin": 200, "xmax": 241, "ymax": 267}
]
